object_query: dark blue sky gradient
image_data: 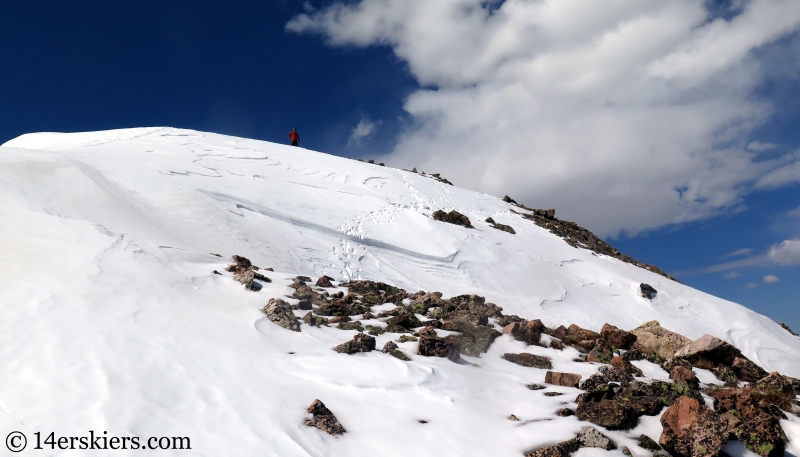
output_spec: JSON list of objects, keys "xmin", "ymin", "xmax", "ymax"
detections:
[{"xmin": 1, "ymin": 0, "xmax": 798, "ymax": 331}]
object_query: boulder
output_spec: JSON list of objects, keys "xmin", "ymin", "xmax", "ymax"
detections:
[
  {"xmin": 525, "ymin": 439, "xmax": 579, "ymax": 457},
  {"xmin": 674, "ymin": 334, "xmax": 740, "ymax": 367},
  {"xmin": 305, "ymin": 399, "xmax": 346, "ymax": 435},
  {"xmin": 601, "ymin": 324, "xmax": 637, "ymax": 349},
  {"xmin": 580, "ymin": 366, "xmax": 635, "ymax": 392},
  {"xmin": 382, "ymin": 341, "xmax": 411, "ymax": 361},
  {"xmin": 545, "ymin": 371, "xmax": 582, "ymax": 388},
  {"xmin": 386, "ymin": 311, "xmax": 422, "ymax": 331},
  {"xmin": 640, "ymin": 283, "xmax": 657, "ymax": 299},
  {"xmin": 577, "ymin": 427, "xmax": 616, "ymax": 450},
  {"xmin": 302, "ymin": 311, "xmax": 328, "ymax": 327},
  {"xmin": 610, "ymin": 356, "xmax": 644, "ymax": 377},
  {"xmin": 734, "ymin": 415, "xmax": 786, "ymax": 457},
  {"xmin": 630, "ymin": 320, "xmax": 692, "ymax": 361},
  {"xmin": 587, "ymin": 339, "xmax": 613, "ymax": 363},
  {"xmin": 563, "ymin": 324, "xmax": 601, "ymax": 345},
  {"xmin": 638, "ymin": 435, "xmax": 662, "ymax": 451},
  {"xmin": 503, "ymin": 319, "xmax": 546, "ymax": 345},
  {"xmin": 502, "ymin": 353, "xmax": 552, "ymax": 369},
  {"xmin": 556, "ymin": 408, "xmax": 575, "ymax": 417},
  {"xmin": 453, "ymin": 325, "xmax": 501, "ymax": 357},
  {"xmin": 315, "ymin": 275, "xmax": 335, "ymax": 287},
  {"xmin": 417, "ymin": 333, "xmax": 460, "ymax": 362},
  {"xmin": 432, "ymin": 209, "xmax": 473, "ymax": 228},
  {"xmin": 669, "ymin": 366, "xmax": 700, "ymax": 389},
  {"xmin": 333, "ymin": 333, "xmax": 376, "ymax": 354},
  {"xmin": 731, "ymin": 357, "xmax": 768, "ymax": 382},
  {"xmin": 659, "ymin": 396, "xmax": 727, "ymax": 457},
  {"xmin": 261, "ymin": 298, "xmax": 300, "ymax": 332},
  {"xmin": 575, "ymin": 399, "xmax": 639, "ymax": 430}
]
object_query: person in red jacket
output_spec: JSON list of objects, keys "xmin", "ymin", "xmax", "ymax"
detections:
[{"xmin": 288, "ymin": 128, "xmax": 300, "ymax": 147}]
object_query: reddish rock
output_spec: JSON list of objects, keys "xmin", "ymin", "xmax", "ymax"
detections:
[
  {"xmin": 669, "ymin": 366, "xmax": 700, "ymax": 388},
  {"xmin": 659, "ymin": 396, "xmax": 727, "ymax": 457},
  {"xmin": 545, "ymin": 371, "xmax": 582, "ymax": 388},
  {"xmin": 601, "ymin": 324, "xmax": 637, "ymax": 349},
  {"xmin": 731, "ymin": 357, "xmax": 768, "ymax": 382},
  {"xmin": 315, "ymin": 275, "xmax": 335, "ymax": 287},
  {"xmin": 503, "ymin": 319, "xmax": 545, "ymax": 345},
  {"xmin": 610, "ymin": 356, "xmax": 644, "ymax": 377},
  {"xmin": 563, "ymin": 324, "xmax": 601, "ymax": 345}
]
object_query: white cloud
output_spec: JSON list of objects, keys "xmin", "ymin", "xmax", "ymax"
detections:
[
  {"xmin": 768, "ymin": 238, "xmax": 800, "ymax": 266},
  {"xmin": 788, "ymin": 205, "xmax": 800, "ymax": 218},
  {"xmin": 747, "ymin": 141, "xmax": 778, "ymax": 152},
  {"xmin": 288, "ymin": 0, "xmax": 800, "ymax": 236},
  {"xmin": 725, "ymin": 248, "xmax": 753, "ymax": 258},
  {"xmin": 347, "ymin": 117, "xmax": 381, "ymax": 146},
  {"xmin": 763, "ymin": 274, "xmax": 780, "ymax": 283},
  {"xmin": 747, "ymin": 282, "xmax": 760, "ymax": 289},
  {"xmin": 723, "ymin": 271, "xmax": 740, "ymax": 279}
]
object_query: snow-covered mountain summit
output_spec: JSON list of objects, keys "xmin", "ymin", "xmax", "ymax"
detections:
[{"xmin": 1, "ymin": 127, "xmax": 798, "ymax": 456}]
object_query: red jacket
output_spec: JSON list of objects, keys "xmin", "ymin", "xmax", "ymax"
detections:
[{"xmin": 288, "ymin": 131, "xmax": 300, "ymax": 142}]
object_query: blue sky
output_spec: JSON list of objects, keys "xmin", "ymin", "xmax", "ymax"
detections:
[{"xmin": 1, "ymin": 0, "xmax": 799, "ymax": 331}]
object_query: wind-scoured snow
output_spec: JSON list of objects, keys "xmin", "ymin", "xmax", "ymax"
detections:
[{"xmin": 0, "ymin": 127, "xmax": 798, "ymax": 456}]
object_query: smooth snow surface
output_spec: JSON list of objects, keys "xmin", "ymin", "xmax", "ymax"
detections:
[{"xmin": 1, "ymin": 127, "xmax": 799, "ymax": 456}]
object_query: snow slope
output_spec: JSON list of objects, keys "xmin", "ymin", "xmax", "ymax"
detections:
[{"xmin": 0, "ymin": 127, "xmax": 798, "ymax": 456}]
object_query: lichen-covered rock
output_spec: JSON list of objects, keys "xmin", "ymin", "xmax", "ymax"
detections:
[
  {"xmin": 398, "ymin": 335, "xmax": 417, "ymax": 343},
  {"xmin": 577, "ymin": 427, "xmax": 616, "ymax": 450},
  {"xmin": 638, "ymin": 434, "xmax": 662, "ymax": 451},
  {"xmin": 337, "ymin": 321, "xmax": 364, "ymax": 332},
  {"xmin": 580, "ymin": 366, "xmax": 635, "ymax": 392},
  {"xmin": 382, "ymin": 341, "xmax": 411, "ymax": 361},
  {"xmin": 576, "ymin": 399, "xmax": 639, "ymax": 430},
  {"xmin": 302, "ymin": 311, "xmax": 328, "ymax": 327},
  {"xmin": 502, "ymin": 353, "xmax": 552, "ymax": 369},
  {"xmin": 587, "ymin": 339, "xmax": 613, "ymax": 363},
  {"xmin": 610, "ymin": 356, "xmax": 644, "ymax": 377},
  {"xmin": 734, "ymin": 415, "xmax": 786, "ymax": 457},
  {"xmin": 731, "ymin": 357, "xmax": 768, "ymax": 382},
  {"xmin": 545, "ymin": 371, "xmax": 582, "ymax": 388},
  {"xmin": 386, "ymin": 311, "xmax": 422, "ymax": 332},
  {"xmin": 674, "ymin": 334, "xmax": 740, "ymax": 367},
  {"xmin": 601, "ymin": 324, "xmax": 637, "ymax": 349},
  {"xmin": 556, "ymin": 408, "xmax": 575, "ymax": 417},
  {"xmin": 659, "ymin": 396, "xmax": 727, "ymax": 457},
  {"xmin": 333, "ymin": 332, "xmax": 376, "ymax": 354},
  {"xmin": 305, "ymin": 399, "xmax": 346, "ymax": 435},
  {"xmin": 417, "ymin": 332, "xmax": 460, "ymax": 362},
  {"xmin": 629, "ymin": 320, "xmax": 692, "ymax": 361},
  {"xmin": 261, "ymin": 298, "xmax": 300, "ymax": 332},
  {"xmin": 525, "ymin": 439, "xmax": 580, "ymax": 457}
]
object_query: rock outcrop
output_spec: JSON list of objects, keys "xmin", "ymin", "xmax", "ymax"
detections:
[
  {"xmin": 502, "ymin": 353, "xmax": 552, "ymax": 369},
  {"xmin": 629, "ymin": 320, "xmax": 691, "ymax": 361},
  {"xmin": 432, "ymin": 210, "xmax": 472, "ymax": 228},
  {"xmin": 674, "ymin": 334, "xmax": 740, "ymax": 367},
  {"xmin": 600, "ymin": 324, "xmax": 637, "ymax": 349},
  {"xmin": 417, "ymin": 327, "xmax": 460, "ymax": 362}
]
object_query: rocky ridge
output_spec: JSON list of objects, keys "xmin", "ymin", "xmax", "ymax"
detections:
[{"xmin": 214, "ymin": 255, "xmax": 800, "ymax": 457}]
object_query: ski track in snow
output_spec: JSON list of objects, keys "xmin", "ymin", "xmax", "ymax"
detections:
[{"xmin": 1, "ymin": 127, "xmax": 799, "ymax": 456}]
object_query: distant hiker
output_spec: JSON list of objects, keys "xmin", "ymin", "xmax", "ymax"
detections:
[{"xmin": 288, "ymin": 128, "xmax": 300, "ymax": 147}]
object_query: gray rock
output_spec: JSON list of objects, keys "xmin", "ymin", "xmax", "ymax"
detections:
[
  {"xmin": 577, "ymin": 427, "xmax": 617, "ymax": 450},
  {"xmin": 261, "ymin": 298, "xmax": 300, "ymax": 332},
  {"xmin": 630, "ymin": 320, "xmax": 692, "ymax": 360}
]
